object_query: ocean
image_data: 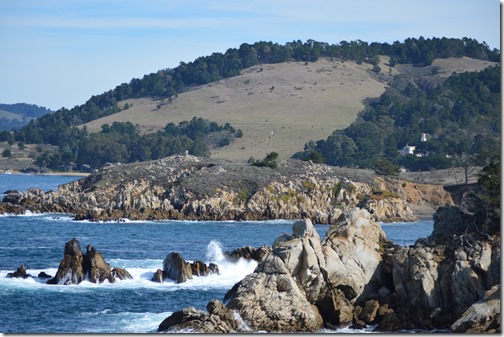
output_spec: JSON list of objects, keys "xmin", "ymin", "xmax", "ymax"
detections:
[{"xmin": 0, "ymin": 174, "xmax": 434, "ymax": 333}]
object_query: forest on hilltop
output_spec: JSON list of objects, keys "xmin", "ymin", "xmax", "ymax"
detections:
[
  {"xmin": 295, "ymin": 64, "xmax": 500, "ymax": 173},
  {"xmin": 0, "ymin": 37, "xmax": 500, "ymax": 172},
  {"xmin": 0, "ymin": 103, "xmax": 53, "ymax": 131}
]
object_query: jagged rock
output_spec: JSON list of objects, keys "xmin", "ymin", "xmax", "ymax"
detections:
[
  {"xmin": 0, "ymin": 156, "xmax": 452, "ymax": 223},
  {"xmin": 163, "ymin": 252, "xmax": 193, "ymax": 283},
  {"xmin": 321, "ymin": 208, "xmax": 389, "ymax": 302},
  {"xmin": 151, "ymin": 269, "xmax": 165, "ymax": 283},
  {"xmin": 225, "ymin": 272, "xmax": 324, "ymax": 332},
  {"xmin": 358, "ymin": 300, "xmax": 380, "ymax": 324},
  {"xmin": 451, "ymin": 284, "xmax": 501, "ymax": 333},
  {"xmin": 47, "ymin": 238, "xmax": 119, "ymax": 285},
  {"xmin": 191, "ymin": 260, "xmax": 210, "ymax": 277},
  {"xmin": 37, "ymin": 271, "xmax": 52, "ymax": 279},
  {"xmin": 224, "ymin": 245, "xmax": 271, "ymax": 262},
  {"xmin": 6, "ymin": 264, "xmax": 32, "ymax": 279},
  {"xmin": 381, "ymin": 191, "xmax": 501, "ymax": 331},
  {"xmin": 83, "ymin": 245, "xmax": 115, "ymax": 284},
  {"xmin": 47, "ymin": 238, "xmax": 85, "ymax": 285},
  {"xmin": 112, "ymin": 267, "xmax": 132, "ymax": 280},
  {"xmin": 208, "ymin": 263, "xmax": 219, "ymax": 274}
]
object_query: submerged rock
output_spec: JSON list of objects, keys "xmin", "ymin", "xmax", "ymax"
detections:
[
  {"xmin": 6, "ymin": 264, "xmax": 32, "ymax": 279},
  {"xmin": 112, "ymin": 267, "xmax": 132, "ymax": 280}
]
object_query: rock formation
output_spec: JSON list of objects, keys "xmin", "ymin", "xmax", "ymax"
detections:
[
  {"xmin": 451, "ymin": 284, "xmax": 500, "ymax": 333},
  {"xmin": 163, "ymin": 252, "xmax": 193, "ymax": 283},
  {"xmin": 83, "ymin": 245, "xmax": 115, "ymax": 284},
  {"xmin": 159, "ymin": 212, "xmax": 389, "ymax": 332},
  {"xmin": 47, "ymin": 238, "xmax": 131, "ymax": 285},
  {"xmin": 151, "ymin": 252, "xmax": 219, "ymax": 284},
  {"xmin": 6, "ymin": 264, "xmax": 33, "ymax": 279},
  {"xmin": 159, "ymin": 191, "xmax": 500, "ymax": 333},
  {"xmin": 47, "ymin": 238, "xmax": 86, "ymax": 285},
  {"xmin": 0, "ymin": 156, "xmax": 453, "ymax": 223}
]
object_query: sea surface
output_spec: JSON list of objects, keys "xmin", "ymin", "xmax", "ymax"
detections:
[{"xmin": 0, "ymin": 174, "xmax": 434, "ymax": 333}]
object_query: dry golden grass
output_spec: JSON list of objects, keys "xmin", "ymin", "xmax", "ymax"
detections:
[
  {"xmin": 83, "ymin": 58, "xmax": 387, "ymax": 161},
  {"xmin": 80, "ymin": 56, "xmax": 497, "ymax": 162}
]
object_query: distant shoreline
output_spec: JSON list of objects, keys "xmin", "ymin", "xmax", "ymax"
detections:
[{"xmin": 1, "ymin": 170, "xmax": 89, "ymax": 177}]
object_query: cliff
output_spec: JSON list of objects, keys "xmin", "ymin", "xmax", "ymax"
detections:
[{"xmin": 1, "ymin": 155, "xmax": 453, "ymax": 223}]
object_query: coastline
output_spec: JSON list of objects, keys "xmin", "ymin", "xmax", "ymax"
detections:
[{"xmin": 1, "ymin": 170, "xmax": 90, "ymax": 177}]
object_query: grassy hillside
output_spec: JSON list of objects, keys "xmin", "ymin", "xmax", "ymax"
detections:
[{"xmin": 80, "ymin": 56, "xmax": 496, "ymax": 162}]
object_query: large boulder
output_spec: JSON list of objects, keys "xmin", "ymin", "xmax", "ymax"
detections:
[
  {"xmin": 158, "ymin": 299, "xmax": 244, "ymax": 333},
  {"xmin": 163, "ymin": 252, "xmax": 193, "ymax": 283},
  {"xmin": 321, "ymin": 208, "xmax": 389, "ymax": 302},
  {"xmin": 223, "ymin": 219, "xmax": 326, "ymax": 332},
  {"xmin": 47, "ymin": 238, "xmax": 85, "ymax": 285},
  {"xmin": 225, "ymin": 272, "xmax": 324, "ymax": 332},
  {"xmin": 451, "ymin": 284, "xmax": 501, "ymax": 333},
  {"xmin": 83, "ymin": 245, "xmax": 115, "ymax": 283}
]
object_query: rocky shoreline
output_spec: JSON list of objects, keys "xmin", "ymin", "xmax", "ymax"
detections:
[
  {"xmin": 0, "ymin": 155, "xmax": 453, "ymax": 223},
  {"xmin": 158, "ymin": 191, "xmax": 500, "ymax": 333},
  {"xmin": 1, "ymin": 155, "xmax": 499, "ymax": 333}
]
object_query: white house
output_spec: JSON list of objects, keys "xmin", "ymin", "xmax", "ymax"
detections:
[{"xmin": 400, "ymin": 145, "xmax": 416, "ymax": 156}]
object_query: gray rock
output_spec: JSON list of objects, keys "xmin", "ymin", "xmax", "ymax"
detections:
[{"xmin": 451, "ymin": 284, "xmax": 500, "ymax": 333}]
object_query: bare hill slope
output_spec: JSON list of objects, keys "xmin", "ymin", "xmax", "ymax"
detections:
[
  {"xmin": 83, "ymin": 58, "xmax": 386, "ymax": 161},
  {"xmin": 81, "ymin": 56, "xmax": 497, "ymax": 162}
]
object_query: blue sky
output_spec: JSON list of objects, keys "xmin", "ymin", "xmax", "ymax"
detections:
[{"xmin": 0, "ymin": 0, "xmax": 500, "ymax": 111}]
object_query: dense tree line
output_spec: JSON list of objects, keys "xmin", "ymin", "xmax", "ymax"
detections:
[
  {"xmin": 0, "ymin": 37, "xmax": 499, "ymax": 171},
  {"xmin": 5, "ymin": 37, "xmax": 498, "ymax": 143},
  {"xmin": 295, "ymin": 65, "xmax": 500, "ymax": 172},
  {"xmin": 32, "ymin": 118, "xmax": 239, "ymax": 171}
]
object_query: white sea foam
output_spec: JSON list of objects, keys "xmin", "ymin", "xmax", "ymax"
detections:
[{"xmin": 0, "ymin": 241, "xmax": 257, "ymax": 292}]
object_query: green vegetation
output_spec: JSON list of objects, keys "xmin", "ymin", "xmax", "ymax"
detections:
[
  {"xmin": 0, "ymin": 37, "xmax": 498, "ymax": 171},
  {"xmin": 238, "ymin": 188, "xmax": 251, "ymax": 204},
  {"xmin": 2, "ymin": 149, "xmax": 12, "ymax": 158},
  {"xmin": 251, "ymin": 152, "xmax": 279, "ymax": 169},
  {"xmin": 295, "ymin": 64, "xmax": 500, "ymax": 172},
  {"xmin": 478, "ymin": 158, "xmax": 500, "ymax": 205},
  {"xmin": 32, "ymin": 117, "xmax": 238, "ymax": 170},
  {"xmin": 0, "ymin": 103, "xmax": 53, "ymax": 131}
]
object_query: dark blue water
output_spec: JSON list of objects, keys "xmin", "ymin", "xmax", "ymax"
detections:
[{"xmin": 0, "ymin": 174, "xmax": 434, "ymax": 333}]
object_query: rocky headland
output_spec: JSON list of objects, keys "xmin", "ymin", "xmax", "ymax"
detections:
[
  {"xmin": 158, "ymin": 191, "xmax": 500, "ymax": 333},
  {"xmin": 0, "ymin": 155, "xmax": 453, "ymax": 223}
]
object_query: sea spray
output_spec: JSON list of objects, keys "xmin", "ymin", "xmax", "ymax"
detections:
[{"xmin": 206, "ymin": 240, "xmax": 226, "ymax": 263}]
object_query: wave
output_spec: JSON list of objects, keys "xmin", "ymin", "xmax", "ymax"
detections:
[{"xmin": 0, "ymin": 240, "xmax": 257, "ymax": 292}]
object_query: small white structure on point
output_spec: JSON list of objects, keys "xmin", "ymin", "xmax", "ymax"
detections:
[
  {"xmin": 400, "ymin": 145, "xmax": 416, "ymax": 156},
  {"xmin": 420, "ymin": 133, "xmax": 427, "ymax": 142}
]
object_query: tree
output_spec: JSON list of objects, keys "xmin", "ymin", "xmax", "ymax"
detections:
[
  {"xmin": 455, "ymin": 153, "xmax": 478, "ymax": 184},
  {"xmin": 477, "ymin": 158, "xmax": 500, "ymax": 205},
  {"xmin": 373, "ymin": 159, "xmax": 400, "ymax": 176},
  {"xmin": 2, "ymin": 148, "xmax": 12, "ymax": 158},
  {"xmin": 252, "ymin": 152, "xmax": 279, "ymax": 169}
]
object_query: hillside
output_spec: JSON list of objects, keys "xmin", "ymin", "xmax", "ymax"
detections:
[
  {"xmin": 0, "ymin": 103, "xmax": 53, "ymax": 131},
  {"xmin": 80, "ymin": 56, "xmax": 496, "ymax": 162},
  {"xmin": 82, "ymin": 58, "xmax": 386, "ymax": 161},
  {"xmin": 1, "ymin": 37, "xmax": 499, "ymax": 174}
]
